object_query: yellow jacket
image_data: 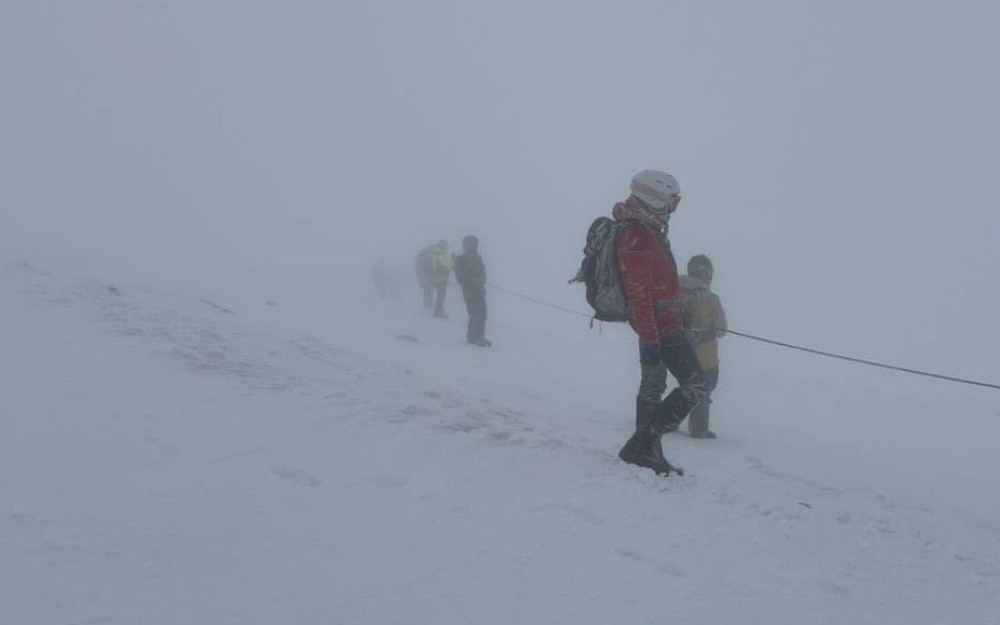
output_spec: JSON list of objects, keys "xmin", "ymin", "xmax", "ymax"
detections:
[{"xmin": 679, "ymin": 274, "xmax": 727, "ymax": 371}]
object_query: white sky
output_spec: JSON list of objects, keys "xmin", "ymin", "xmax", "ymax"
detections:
[{"xmin": 2, "ymin": 0, "xmax": 998, "ymax": 379}]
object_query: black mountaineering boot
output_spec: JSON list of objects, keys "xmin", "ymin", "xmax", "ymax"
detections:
[
  {"xmin": 619, "ymin": 400, "xmax": 682, "ymax": 476},
  {"xmin": 634, "ymin": 396, "xmax": 653, "ymax": 432},
  {"xmin": 618, "ymin": 430, "xmax": 679, "ymax": 476}
]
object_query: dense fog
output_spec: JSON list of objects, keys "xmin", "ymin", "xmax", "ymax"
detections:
[{"xmin": 3, "ymin": 0, "xmax": 998, "ymax": 384}]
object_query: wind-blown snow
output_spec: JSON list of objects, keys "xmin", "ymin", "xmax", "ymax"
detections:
[{"xmin": 2, "ymin": 258, "xmax": 998, "ymax": 625}]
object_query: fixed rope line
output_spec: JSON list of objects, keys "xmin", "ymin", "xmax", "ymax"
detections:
[
  {"xmin": 719, "ymin": 328, "xmax": 1000, "ymax": 390},
  {"xmin": 488, "ymin": 282, "xmax": 593, "ymax": 319},
  {"xmin": 486, "ymin": 282, "xmax": 1000, "ymax": 391}
]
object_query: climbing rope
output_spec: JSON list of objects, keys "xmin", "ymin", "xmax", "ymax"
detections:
[
  {"xmin": 488, "ymin": 282, "xmax": 592, "ymax": 319},
  {"xmin": 487, "ymin": 282, "xmax": 1000, "ymax": 391}
]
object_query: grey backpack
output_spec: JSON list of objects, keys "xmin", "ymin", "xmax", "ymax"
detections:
[{"xmin": 570, "ymin": 217, "xmax": 630, "ymax": 322}]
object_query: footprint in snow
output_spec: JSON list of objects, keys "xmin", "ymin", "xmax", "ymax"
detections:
[
  {"xmin": 614, "ymin": 547, "xmax": 686, "ymax": 578},
  {"xmin": 200, "ymin": 298, "xmax": 235, "ymax": 314},
  {"xmin": 270, "ymin": 465, "xmax": 322, "ymax": 487}
]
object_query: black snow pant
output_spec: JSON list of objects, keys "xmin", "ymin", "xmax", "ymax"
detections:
[
  {"xmin": 462, "ymin": 285, "xmax": 487, "ymax": 342},
  {"xmin": 422, "ymin": 284, "xmax": 434, "ymax": 309},
  {"xmin": 636, "ymin": 331, "xmax": 710, "ymax": 435},
  {"xmin": 687, "ymin": 366, "xmax": 719, "ymax": 436}
]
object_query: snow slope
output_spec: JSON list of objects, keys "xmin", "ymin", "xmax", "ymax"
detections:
[{"xmin": 2, "ymin": 258, "xmax": 999, "ymax": 625}]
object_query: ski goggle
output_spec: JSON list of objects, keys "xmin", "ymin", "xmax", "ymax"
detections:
[{"xmin": 649, "ymin": 194, "xmax": 681, "ymax": 218}]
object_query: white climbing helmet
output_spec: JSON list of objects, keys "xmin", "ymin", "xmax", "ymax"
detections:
[{"xmin": 630, "ymin": 170, "xmax": 681, "ymax": 212}]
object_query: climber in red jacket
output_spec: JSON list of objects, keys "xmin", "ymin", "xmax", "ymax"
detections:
[{"xmin": 614, "ymin": 170, "xmax": 709, "ymax": 476}]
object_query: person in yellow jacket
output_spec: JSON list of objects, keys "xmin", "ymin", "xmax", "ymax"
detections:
[
  {"xmin": 679, "ymin": 255, "xmax": 727, "ymax": 439},
  {"xmin": 428, "ymin": 240, "xmax": 453, "ymax": 317},
  {"xmin": 415, "ymin": 240, "xmax": 453, "ymax": 316}
]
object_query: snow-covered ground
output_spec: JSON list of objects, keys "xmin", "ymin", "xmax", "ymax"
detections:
[{"xmin": 2, "ymin": 257, "xmax": 999, "ymax": 625}]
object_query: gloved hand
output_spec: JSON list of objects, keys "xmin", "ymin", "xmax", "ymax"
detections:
[
  {"xmin": 691, "ymin": 327, "xmax": 715, "ymax": 345},
  {"xmin": 639, "ymin": 344, "xmax": 661, "ymax": 366}
]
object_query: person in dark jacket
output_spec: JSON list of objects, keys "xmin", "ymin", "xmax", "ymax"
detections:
[
  {"xmin": 453, "ymin": 235, "xmax": 491, "ymax": 346},
  {"xmin": 614, "ymin": 170, "xmax": 709, "ymax": 476}
]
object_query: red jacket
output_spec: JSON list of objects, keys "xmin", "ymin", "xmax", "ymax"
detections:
[{"xmin": 613, "ymin": 198, "xmax": 683, "ymax": 346}]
